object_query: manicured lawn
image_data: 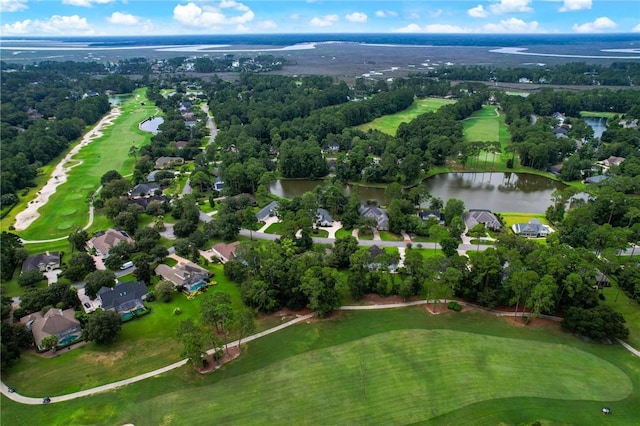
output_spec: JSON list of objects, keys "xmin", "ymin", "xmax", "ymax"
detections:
[
  {"xmin": 498, "ymin": 212, "xmax": 550, "ymax": 230},
  {"xmin": 580, "ymin": 111, "xmax": 619, "ymax": 119},
  {"xmin": 311, "ymin": 229, "xmax": 329, "ymax": 238},
  {"xmin": 264, "ymin": 222, "xmax": 284, "ymax": 235},
  {"xmin": 462, "ymin": 106, "xmax": 513, "ymax": 170},
  {"xmin": 415, "ymin": 248, "xmax": 445, "ymax": 259},
  {"xmin": 335, "ymin": 228, "xmax": 352, "ymax": 239},
  {"xmin": 3, "ymin": 308, "xmax": 639, "ymax": 426},
  {"xmin": 602, "ymin": 280, "xmax": 640, "ymax": 349},
  {"xmin": 355, "ymin": 97, "xmax": 456, "ymax": 135},
  {"xmin": 379, "ymin": 231, "xmax": 402, "ymax": 241},
  {"xmin": 358, "ymin": 232, "xmax": 374, "ymax": 241},
  {"xmin": 16, "ymin": 89, "xmax": 158, "ymax": 240}
]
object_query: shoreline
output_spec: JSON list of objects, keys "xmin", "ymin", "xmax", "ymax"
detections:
[{"xmin": 13, "ymin": 108, "xmax": 122, "ymax": 231}]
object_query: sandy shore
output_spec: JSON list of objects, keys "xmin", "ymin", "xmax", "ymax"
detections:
[{"xmin": 13, "ymin": 108, "xmax": 122, "ymax": 231}]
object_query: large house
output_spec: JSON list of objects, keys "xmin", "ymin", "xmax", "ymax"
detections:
[
  {"xmin": 98, "ymin": 281, "xmax": 148, "ymax": 317},
  {"xmin": 22, "ymin": 252, "xmax": 61, "ymax": 273},
  {"xmin": 418, "ymin": 210, "xmax": 444, "ymax": 224},
  {"xmin": 256, "ymin": 201, "xmax": 279, "ymax": 222},
  {"xmin": 358, "ymin": 205, "xmax": 389, "ymax": 231},
  {"xmin": 155, "ymin": 261, "xmax": 209, "ymax": 293},
  {"xmin": 463, "ymin": 210, "xmax": 502, "ymax": 231},
  {"xmin": 211, "ymin": 242, "xmax": 240, "ymax": 263},
  {"xmin": 88, "ymin": 229, "xmax": 133, "ymax": 257},
  {"xmin": 21, "ymin": 308, "xmax": 83, "ymax": 351},
  {"xmin": 129, "ymin": 183, "xmax": 160, "ymax": 198},
  {"xmin": 511, "ymin": 218, "xmax": 551, "ymax": 238},
  {"xmin": 154, "ymin": 156, "xmax": 184, "ymax": 169},
  {"xmin": 316, "ymin": 209, "xmax": 333, "ymax": 227}
]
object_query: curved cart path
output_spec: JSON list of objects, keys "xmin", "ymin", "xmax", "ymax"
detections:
[{"xmin": 2, "ymin": 301, "xmax": 638, "ymax": 405}]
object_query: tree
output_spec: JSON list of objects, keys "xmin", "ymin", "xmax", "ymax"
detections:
[
  {"xmin": 528, "ymin": 275, "xmax": 557, "ymax": 318},
  {"xmin": 40, "ymin": 335, "xmax": 59, "ymax": 352},
  {"xmin": 63, "ymin": 252, "xmax": 96, "ymax": 282},
  {"xmin": 441, "ymin": 267, "xmax": 463, "ymax": 303},
  {"xmin": 18, "ymin": 269, "xmax": 45, "ymax": 287},
  {"xmin": 235, "ymin": 309, "xmax": 256, "ymax": 354},
  {"xmin": 201, "ymin": 291, "xmax": 234, "ymax": 354},
  {"xmin": 440, "ymin": 237, "xmax": 459, "ymax": 258},
  {"xmin": 155, "ymin": 280, "xmax": 175, "ymax": 303},
  {"xmin": 84, "ymin": 269, "xmax": 116, "ymax": 299},
  {"xmin": 301, "ymin": 266, "xmax": 340, "ymax": 317},
  {"xmin": 176, "ymin": 319, "xmax": 206, "ymax": 368},
  {"xmin": 443, "ymin": 198, "xmax": 465, "ymax": 226},
  {"xmin": 190, "ymin": 171, "xmax": 211, "ymax": 194},
  {"xmin": 68, "ymin": 228, "xmax": 89, "ymax": 253},
  {"xmin": 507, "ymin": 269, "xmax": 538, "ymax": 319},
  {"xmin": 133, "ymin": 253, "xmax": 155, "ymax": 284},
  {"xmin": 329, "ymin": 236, "xmax": 359, "ymax": 268},
  {"xmin": 1, "ymin": 232, "xmax": 23, "ymax": 281},
  {"xmin": 100, "ymin": 170, "xmax": 122, "ymax": 185},
  {"xmin": 562, "ymin": 305, "xmax": 629, "ymax": 341},
  {"xmin": 86, "ymin": 310, "xmax": 122, "ymax": 344},
  {"xmin": 237, "ymin": 206, "xmax": 258, "ymax": 240}
]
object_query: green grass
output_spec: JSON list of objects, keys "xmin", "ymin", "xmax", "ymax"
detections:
[
  {"xmin": 414, "ymin": 248, "xmax": 445, "ymax": 259},
  {"xmin": 311, "ymin": 229, "xmax": 329, "ymax": 238},
  {"xmin": 334, "ymin": 228, "xmax": 352, "ymax": 239},
  {"xmin": 355, "ymin": 97, "xmax": 456, "ymax": 135},
  {"xmin": 264, "ymin": 222, "xmax": 284, "ymax": 234},
  {"xmin": 461, "ymin": 106, "xmax": 514, "ymax": 170},
  {"xmin": 580, "ymin": 111, "xmax": 618, "ymax": 119},
  {"xmin": 3, "ymin": 308, "xmax": 639, "ymax": 425},
  {"xmin": 498, "ymin": 212, "xmax": 550, "ymax": 231},
  {"xmin": 13, "ymin": 89, "xmax": 157, "ymax": 240},
  {"xmin": 379, "ymin": 231, "xmax": 403, "ymax": 241},
  {"xmin": 601, "ymin": 281, "xmax": 640, "ymax": 349}
]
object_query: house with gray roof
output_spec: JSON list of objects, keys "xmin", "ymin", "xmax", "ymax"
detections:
[
  {"xmin": 154, "ymin": 156, "xmax": 184, "ymax": 169},
  {"xmin": 463, "ymin": 210, "xmax": 502, "ymax": 231},
  {"xmin": 98, "ymin": 281, "xmax": 148, "ymax": 316},
  {"xmin": 22, "ymin": 252, "xmax": 61, "ymax": 273},
  {"xmin": 155, "ymin": 262, "xmax": 209, "ymax": 293},
  {"xmin": 316, "ymin": 208, "xmax": 333, "ymax": 227},
  {"xmin": 256, "ymin": 201, "xmax": 279, "ymax": 222},
  {"xmin": 129, "ymin": 183, "xmax": 160, "ymax": 198},
  {"xmin": 358, "ymin": 205, "xmax": 389, "ymax": 231},
  {"xmin": 511, "ymin": 218, "xmax": 551, "ymax": 238},
  {"xmin": 585, "ymin": 174, "xmax": 610, "ymax": 184}
]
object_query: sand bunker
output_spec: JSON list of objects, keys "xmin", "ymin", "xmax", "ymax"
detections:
[{"xmin": 13, "ymin": 108, "xmax": 122, "ymax": 231}]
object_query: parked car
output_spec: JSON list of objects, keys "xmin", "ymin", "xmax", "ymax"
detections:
[
  {"xmin": 7, "ymin": 387, "xmax": 15, "ymax": 393},
  {"xmin": 120, "ymin": 261, "xmax": 134, "ymax": 270},
  {"xmin": 43, "ymin": 397, "xmax": 51, "ymax": 404}
]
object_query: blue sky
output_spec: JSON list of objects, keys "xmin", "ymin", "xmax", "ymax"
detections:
[{"xmin": 1, "ymin": 0, "xmax": 638, "ymax": 36}]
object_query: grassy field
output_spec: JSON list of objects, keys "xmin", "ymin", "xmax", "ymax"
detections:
[
  {"xmin": 580, "ymin": 111, "xmax": 619, "ymax": 119},
  {"xmin": 462, "ymin": 106, "xmax": 514, "ymax": 170},
  {"xmin": 498, "ymin": 212, "xmax": 550, "ymax": 230},
  {"xmin": 3, "ymin": 308, "xmax": 639, "ymax": 425},
  {"xmin": 602, "ymin": 281, "xmax": 640, "ymax": 349},
  {"xmin": 355, "ymin": 97, "xmax": 456, "ymax": 135},
  {"xmin": 379, "ymin": 231, "xmax": 403, "ymax": 241},
  {"xmin": 334, "ymin": 228, "xmax": 352, "ymax": 239},
  {"xmin": 14, "ymin": 89, "xmax": 157, "ymax": 240}
]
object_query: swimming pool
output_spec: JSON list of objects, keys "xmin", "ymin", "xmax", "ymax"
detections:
[
  {"xmin": 189, "ymin": 281, "xmax": 207, "ymax": 293},
  {"xmin": 58, "ymin": 335, "xmax": 79, "ymax": 346}
]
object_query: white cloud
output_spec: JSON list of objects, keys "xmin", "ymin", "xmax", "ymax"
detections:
[
  {"xmin": 489, "ymin": 0, "xmax": 533, "ymax": 14},
  {"xmin": 430, "ymin": 9, "xmax": 443, "ymax": 18},
  {"xmin": 468, "ymin": 5, "xmax": 489, "ymax": 18},
  {"xmin": 106, "ymin": 12, "xmax": 139, "ymax": 25},
  {"xmin": 62, "ymin": 0, "xmax": 114, "ymax": 7},
  {"xmin": 572, "ymin": 16, "xmax": 617, "ymax": 33},
  {"xmin": 2, "ymin": 14, "xmax": 94, "ymax": 35},
  {"xmin": 1, "ymin": 0, "xmax": 28, "ymax": 12},
  {"xmin": 345, "ymin": 12, "xmax": 367, "ymax": 23},
  {"xmin": 310, "ymin": 14, "xmax": 339, "ymax": 27},
  {"xmin": 173, "ymin": 1, "xmax": 254, "ymax": 28},
  {"xmin": 258, "ymin": 20, "xmax": 277, "ymax": 30},
  {"xmin": 375, "ymin": 10, "xmax": 397, "ymax": 18},
  {"xmin": 483, "ymin": 18, "xmax": 542, "ymax": 32},
  {"xmin": 559, "ymin": 0, "xmax": 592, "ymax": 12},
  {"xmin": 633, "ymin": 23, "xmax": 640, "ymax": 32},
  {"xmin": 394, "ymin": 23, "xmax": 469, "ymax": 33}
]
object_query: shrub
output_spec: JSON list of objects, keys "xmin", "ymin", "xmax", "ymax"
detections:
[
  {"xmin": 447, "ymin": 301, "xmax": 462, "ymax": 311},
  {"xmin": 174, "ymin": 307, "xmax": 182, "ymax": 315}
]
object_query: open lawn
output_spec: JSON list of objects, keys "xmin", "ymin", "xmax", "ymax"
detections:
[
  {"xmin": 355, "ymin": 97, "xmax": 455, "ymax": 135},
  {"xmin": 379, "ymin": 231, "xmax": 402, "ymax": 241},
  {"xmin": 15, "ymin": 89, "xmax": 158, "ymax": 240},
  {"xmin": 602, "ymin": 280, "xmax": 640, "ymax": 349},
  {"xmin": 498, "ymin": 212, "xmax": 550, "ymax": 230},
  {"xmin": 580, "ymin": 111, "xmax": 619, "ymax": 119},
  {"xmin": 334, "ymin": 228, "xmax": 352, "ymax": 239},
  {"xmin": 462, "ymin": 106, "xmax": 514, "ymax": 170},
  {"xmin": 264, "ymin": 222, "xmax": 284, "ymax": 235},
  {"xmin": 3, "ymin": 308, "xmax": 639, "ymax": 425}
]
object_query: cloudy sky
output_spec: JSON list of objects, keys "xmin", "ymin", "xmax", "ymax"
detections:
[{"xmin": 1, "ymin": 0, "xmax": 639, "ymax": 36}]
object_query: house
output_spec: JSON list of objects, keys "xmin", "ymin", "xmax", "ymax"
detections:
[
  {"xmin": 21, "ymin": 308, "xmax": 83, "ymax": 351},
  {"xmin": 154, "ymin": 156, "xmax": 184, "ymax": 169},
  {"xmin": 213, "ymin": 176, "xmax": 224, "ymax": 191},
  {"xmin": 146, "ymin": 170, "xmax": 161, "ymax": 182},
  {"xmin": 129, "ymin": 195, "xmax": 166, "ymax": 209},
  {"xmin": 418, "ymin": 210, "xmax": 444, "ymax": 224},
  {"xmin": 552, "ymin": 112, "xmax": 566, "ymax": 125},
  {"xmin": 21, "ymin": 252, "xmax": 61, "ymax": 273},
  {"xmin": 366, "ymin": 245, "xmax": 398, "ymax": 272},
  {"xmin": 599, "ymin": 156, "xmax": 625, "ymax": 168},
  {"xmin": 98, "ymin": 281, "xmax": 148, "ymax": 316},
  {"xmin": 358, "ymin": 205, "xmax": 389, "ymax": 231},
  {"xmin": 595, "ymin": 270, "xmax": 611, "ymax": 288},
  {"xmin": 211, "ymin": 241, "xmax": 240, "ymax": 263},
  {"xmin": 511, "ymin": 218, "xmax": 551, "ymax": 238},
  {"xmin": 585, "ymin": 175, "xmax": 610, "ymax": 184},
  {"xmin": 553, "ymin": 127, "xmax": 569, "ymax": 139},
  {"xmin": 129, "ymin": 183, "xmax": 160, "ymax": 198},
  {"xmin": 88, "ymin": 229, "xmax": 133, "ymax": 257},
  {"xmin": 155, "ymin": 262, "xmax": 209, "ymax": 293},
  {"xmin": 175, "ymin": 140, "xmax": 189, "ymax": 150},
  {"xmin": 256, "ymin": 201, "xmax": 279, "ymax": 222},
  {"xmin": 316, "ymin": 208, "xmax": 333, "ymax": 227},
  {"xmin": 463, "ymin": 210, "xmax": 502, "ymax": 231}
]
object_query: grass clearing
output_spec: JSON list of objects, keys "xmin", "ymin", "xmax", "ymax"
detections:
[
  {"xmin": 462, "ymin": 106, "xmax": 514, "ymax": 170},
  {"xmin": 355, "ymin": 97, "xmax": 455, "ymax": 135},
  {"xmin": 379, "ymin": 231, "xmax": 402, "ymax": 241},
  {"xmin": 602, "ymin": 281, "xmax": 640, "ymax": 349},
  {"xmin": 335, "ymin": 228, "xmax": 352, "ymax": 239},
  {"xmin": 15, "ymin": 89, "xmax": 157, "ymax": 240},
  {"xmin": 580, "ymin": 111, "xmax": 618, "ymax": 119},
  {"xmin": 264, "ymin": 222, "xmax": 284, "ymax": 234},
  {"xmin": 3, "ymin": 308, "xmax": 639, "ymax": 425},
  {"xmin": 498, "ymin": 212, "xmax": 550, "ymax": 230}
]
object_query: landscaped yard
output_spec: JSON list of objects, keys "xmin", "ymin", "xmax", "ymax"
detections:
[
  {"xmin": 14, "ymin": 89, "xmax": 158, "ymax": 240},
  {"xmin": 3, "ymin": 308, "xmax": 639, "ymax": 425},
  {"xmin": 379, "ymin": 231, "xmax": 403, "ymax": 241},
  {"xmin": 355, "ymin": 97, "xmax": 456, "ymax": 135},
  {"xmin": 334, "ymin": 228, "xmax": 353, "ymax": 239}
]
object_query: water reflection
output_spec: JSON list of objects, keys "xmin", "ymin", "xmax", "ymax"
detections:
[
  {"xmin": 583, "ymin": 117, "xmax": 607, "ymax": 139},
  {"xmin": 269, "ymin": 172, "xmax": 565, "ymax": 213},
  {"xmin": 139, "ymin": 117, "xmax": 164, "ymax": 134}
]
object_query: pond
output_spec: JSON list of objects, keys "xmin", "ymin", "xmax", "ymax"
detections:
[
  {"xmin": 269, "ymin": 172, "xmax": 565, "ymax": 214},
  {"xmin": 108, "ymin": 94, "xmax": 131, "ymax": 106},
  {"xmin": 583, "ymin": 116, "xmax": 607, "ymax": 139},
  {"xmin": 139, "ymin": 117, "xmax": 164, "ymax": 134}
]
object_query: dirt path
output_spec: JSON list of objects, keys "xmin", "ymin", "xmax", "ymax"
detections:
[{"xmin": 13, "ymin": 108, "xmax": 122, "ymax": 231}]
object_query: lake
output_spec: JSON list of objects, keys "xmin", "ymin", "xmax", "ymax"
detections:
[
  {"xmin": 139, "ymin": 117, "xmax": 164, "ymax": 134},
  {"xmin": 583, "ymin": 116, "xmax": 608, "ymax": 139},
  {"xmin": 269, "ymin": 172, "xmax": 565, "ymax": 213}
]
